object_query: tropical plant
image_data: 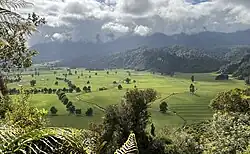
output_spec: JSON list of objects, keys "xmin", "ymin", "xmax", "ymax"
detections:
[{"xmin": 114, "ymin": 132, "xmax": 139, "ymax": 154}]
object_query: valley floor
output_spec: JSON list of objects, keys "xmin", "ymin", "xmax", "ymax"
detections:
[{"xmin": 8, "ymin": 69, "xmax": 247, "ymax": 130}]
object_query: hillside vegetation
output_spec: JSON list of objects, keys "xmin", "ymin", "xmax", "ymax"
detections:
[{"xmin": 106, "ymin": 46, "xmax": 224, "ymax": 73}]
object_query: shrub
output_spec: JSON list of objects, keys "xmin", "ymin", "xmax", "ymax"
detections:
[
  {"xmin": 50, "ymin": 106, "xmax": 58, "ymax": 115},
  {"xmin": 113, "ymin": 81, "xmax": 117, "ymax": 84},
  {"xmin": 133, "ymin": 80, "xmax": 136, "ymax": 83},
  {"xmin": 87, "ymin": 81, "xmax": 90, "ymax": 84},
  {"xmin": 86, "ymin": 108, "xmax": 93, "ymax": 116},
  {"xmin": 95, "ymin": 73, "xmax": 97, "ymax": 75},
  {"xmin": 159, "ymin": 101, "xmax": 168, "ymax": 113},
  {"xmin": 89, "ymin": 75, "xmax": 91, "ymax": 78}
]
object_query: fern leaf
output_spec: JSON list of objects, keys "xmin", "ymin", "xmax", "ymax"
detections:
[{"xmin": 114, "ymin": 132, "xmax": 139, "ymax": 154}]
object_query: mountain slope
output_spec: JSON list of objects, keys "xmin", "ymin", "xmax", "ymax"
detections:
[
  {"xmin": 31, "ymin": 30, "xmax": 250, "ymax": 65},
  {"xmin": 103, "ymin": 46, "xmax": 225, "ymax": 73}
]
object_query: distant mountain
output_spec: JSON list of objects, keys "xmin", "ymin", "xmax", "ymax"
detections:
[
  {"xmin": 219, "ymin": 47, "xmax": 250, "ymax": 78},
  {"xmin": 31, "ymin": 30, "xmax": 250, "ymax": 66}
]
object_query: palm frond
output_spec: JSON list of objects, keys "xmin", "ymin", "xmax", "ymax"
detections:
[
  {"xmin": 0, "ymin": 0, "xmax": 33, "ymax": 24},
  {"xmin": 0, "ymin": 126, "xmax": 99, "ymax": 154},
  {"xmin": 114, "ymin": 132, "xmax": 139, "ymax": 154}
]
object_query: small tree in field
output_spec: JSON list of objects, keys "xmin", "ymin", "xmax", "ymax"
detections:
[
  {"xmin": 55, "ymin": 81, "xmax": 58, "ymax": 85},
  {"xmin": 30, "ymin": 80, "xmax": 36, "ymax": 87},
  {"xmin": 107, "ymin": 71, "xmax": 109, "ymax": 75},
  {"xmin": 125, "ymin": 78, "xmax": 131, "ymax": 84},
  {"xmin": 50, "ymin": 106, "xmax": 58, "ymax": 115},
  {"xmin": 190, "ymin": 84, "xmax": 195, "ymax": 94},
  {"xmin": 159, "ymin": 101, "xmax": 168, "ymax": 113},
  {"xmin": 191, "ymin": 75, "xmax": 195, "ymax": 82},
  {"xmin": 89, "ymin": 75, "xmax": 91, "ymax": 78},
  {"xmin": 86, "ymin": 108, "xmax": 93, "ymax": 116},
  {"xmin": 118, "ymin": 84, "xmax": 123, "ymax": 90},
  {"xmin": 76, "ymin": 87, "xmax": 81, "ymax": 93},
  {"xmin": 95, "ymin": 72, "xmax": 97, "ymax": 75},
  {"xmin": 87, "ymin": 81, "xmax": 90, "ymax": 84},
  {"xmin": 75, "ymin": 70, "xmax": 77, "ymax": 75},
  {"xmin": 76, "ymin": 109, "xmax": 81, "ymax": 115}
]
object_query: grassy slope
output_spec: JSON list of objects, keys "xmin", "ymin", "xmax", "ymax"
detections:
[{"xmin": 8, "ymin": 69, "xmax": 247, "ymax": 129}]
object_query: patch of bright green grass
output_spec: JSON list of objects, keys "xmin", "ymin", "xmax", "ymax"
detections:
[{"xmin": 8, "ymin": 69, "xmax": 247, "ymax": 129}]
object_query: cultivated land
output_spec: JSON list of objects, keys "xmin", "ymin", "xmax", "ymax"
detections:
[{"xmin": 7, "ymin": 69, "xmax": 247, "ymax": 130}]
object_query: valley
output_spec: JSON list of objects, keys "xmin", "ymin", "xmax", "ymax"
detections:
[{"xmin": 8, "ymin": 68, "xmax": 246, "ymax": 129}]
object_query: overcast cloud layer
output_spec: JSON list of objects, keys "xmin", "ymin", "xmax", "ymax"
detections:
[{"xmin": 19, "ymin": 0, "xmax": 250, "ymax": 45}]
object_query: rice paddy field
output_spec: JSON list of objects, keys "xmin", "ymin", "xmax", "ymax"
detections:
[{"xmin": 7, "ymin": 68, "xmax": 248, "ymax": 130}]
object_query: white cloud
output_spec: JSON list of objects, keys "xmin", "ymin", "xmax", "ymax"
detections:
[
  {"xmin": 102, "ymin": 22, "xmax": 129, "ymax": 33},
  {"xmin": 134, "ymin": 25, "xmax": 151, "ymax": 36},
  {"xmin": 19, "ymin": 0, "xmax": 250, "ymax": 45},
  {"xmin": 52, "ymin": 33, "xmax": 65, "ymax": 41}
]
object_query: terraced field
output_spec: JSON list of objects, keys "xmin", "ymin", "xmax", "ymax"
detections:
[{"xmin": 8, "ymin": 68, "xmax": 247, "ymax": 129}]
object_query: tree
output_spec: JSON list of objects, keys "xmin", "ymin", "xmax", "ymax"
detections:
[
  {"xmin": 50, "ymin": 106, "xmax": 58, "ymax": 115},
  {"xmin": 191, "ymin": 75, "xmax": 194, "ymax": 82},
  {"xmin": 245, "ymin": 76, "xmax": 250, "ymax": 85},
  {"xmin": 159, "ymin": 101, "xmax": 168, "ymax": 113},
  {"xmin": 118, "ymin": 84, "xmax": 123, "ymax": 90},
  {"xmin": 86, "ymin": 108, "xmax": 93, "ymax": 116},
  {"xmin": 55, "ymin": 81, "xmax": 58, "ymax": 85},
  {"xmin": 75, "ymin": 70, "xmax": 77, "ymax": 75},
  {"xmin": 95, "ymin": 72, "xmax": 97, "ymax": 75},
  {"xmin": 150, "ymin": 124, "xmax": 155, "ymax": 137},
  {"xmin": 83, "ymin": 86, "xmax": 88, "ymax": 92},
  {"xmin": 189, "ymin": 84, "xmax": 195, "ymax": 94},
  {"xmin": 68, "ymin": 105, "xmax": 75, "ymax": 114},
  {"xmin": 30, "ymin": 80, "xmax": 36, "ymax": 86},
  {"xmin": 31, "ymin": 74, "xmax": 34, "ymax": 77},
  {"xmin": 133, "ymin": 80, "xmax": 136, "ymax": 83},
  {"xmin": 48, "ymin": 88, "xmax": 52, "ymax": 94},
  {"xmin": 75, "ymin": 87, "xmax": 81, "ymax": 93},
  {"xmin": 210, "ymin": 88, "xmax": 249, "ymax": 113},
  {"xmin": 107, "ymin": 71, "xmax": 109, "ymax": 75},
  {"xmin": 75, "ymin": 109, "xmax": 81, "ymax": 115},
  {"xmin": 125, "ymin": 78, "xmax": 131, "ymax": 84},
  {"xmin": 66, "ymin": 101, "xmax": 73, "ymax": 108},
  {"xmin": 101, "ymin": 88, "xmax": 163, "ymax": 154},
  {"xmin": 62, "ymin": 97, "xmax": 69, "ymax": 105},
  {"xmin": 113, "ymin": 81, "xmax": 117, "ymax": 84},
  {"xmin": 87, "ymin": 81, "xmax": 90, "ymax": 84},
  {"xmin": 0, "ymin": 11, "xmax": 45, "ymax": 97},
  {"xmin": 89, "ymin": 75, "xmax": 91, "ymax": 78}
]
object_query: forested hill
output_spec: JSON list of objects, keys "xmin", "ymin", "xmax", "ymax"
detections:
[
  {"xmin": 32, "ymin": 29, "xmax": 250, "ymax": 64},
  {"xmin": 90, "ymin": 46, "xmax": 226, "ymax": 73}
]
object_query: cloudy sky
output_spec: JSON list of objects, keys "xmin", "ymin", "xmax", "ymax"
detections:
[{"xmin": 19, "ymin": 0, "xmax": 250, "ymax": 45}]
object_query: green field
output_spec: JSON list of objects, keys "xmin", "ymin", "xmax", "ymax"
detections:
[{"xmin": 8, "ymin": 69, "xmax": 247, "ymax": 129}]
